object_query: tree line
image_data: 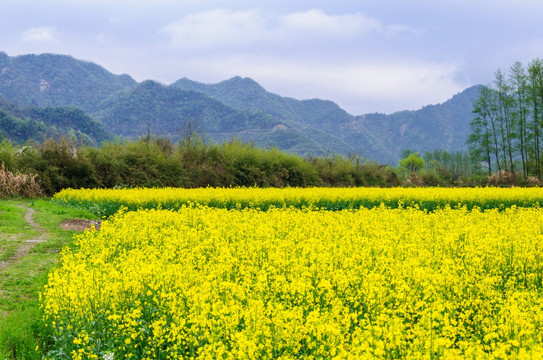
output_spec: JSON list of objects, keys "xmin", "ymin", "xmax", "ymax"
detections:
[
  {"xmin": 0, "ymin": 135, "xmax": 500, "ymax": 198},
  {"xmin": 468, "ymin": 59, "xmax": 543, "ymax": 179},
  {"xmin": 0, "ymin": 137, "xmax": 402, "ymax": 196}
]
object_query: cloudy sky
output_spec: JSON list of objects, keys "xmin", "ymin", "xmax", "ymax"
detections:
[{"xmin": 1, "ymin": 0, "xmax": 543, "ymax": 114}]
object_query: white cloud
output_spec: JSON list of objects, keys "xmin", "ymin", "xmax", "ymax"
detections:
[
  {"xmin": 21, "ymin": 26, "xmax": 58, "ymax": 42},
  {"xmin": 385, "ymin": 24, "xmax": 421, "ymax": 38},
  {"xmin": 279, "ymin": 9, "xmax": 382, "ymax": 38},
  {"xmin": 160, "ymin": 9, "xmax": 405, "ymax": 51},
  {"xmin": 8, "ymin": 6, "xmax": 456, "ymax": 114},
  {"xmin": 160, "ymin": 9, "xmax": 267, "ymax": 49}
]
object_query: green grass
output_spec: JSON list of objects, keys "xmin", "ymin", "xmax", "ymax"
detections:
[
  {"xmin": 0, "ymin": 202, "xmax": 37, "ymax": 263},
  {"xmin": 0, "ymin": 198, "xmax": 98, "ymax": 359}
]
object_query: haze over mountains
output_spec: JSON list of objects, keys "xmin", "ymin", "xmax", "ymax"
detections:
[{"xmin": 0, "ymin": 52, "xmax": 479, "ymax": 164}]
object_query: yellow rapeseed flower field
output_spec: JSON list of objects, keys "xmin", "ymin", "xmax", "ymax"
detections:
[
  {"xmin": 54, "ymin": 186, "xmax": 543, "ymax": 216},
  {"xmin": 42, "ymin": 200, "xmax": 543, "ymax": 359}
]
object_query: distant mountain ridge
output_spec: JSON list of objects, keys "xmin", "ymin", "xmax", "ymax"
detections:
[
  {"xmin": 172, "ymin": 76, "xmax": 479, "ymax": 163},
  {"xmin": 345, "ymin": 86, "xmax": 481, "ymax": 163},
  {"xmin": 0, "ymin": 52, "xmax": 479, "ymax": 163},
  {"xmin": 94, "ymin": 80, "xmax": 284, "ymax": 145}
]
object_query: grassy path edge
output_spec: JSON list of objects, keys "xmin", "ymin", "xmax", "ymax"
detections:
[
  {"xmin": 0, "ymin": 198, "xmax": 98, "ymax": 359},
  {"xmin": 0, "ymin": 206, "xmax": 49, "ymax": 272}
]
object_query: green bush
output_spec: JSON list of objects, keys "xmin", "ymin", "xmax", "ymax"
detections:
[
  {"xmin": 0, "ymin": 136, "xmax": 497, "ymax": 195},
  {"xmin": 18, "ymin": 138, "xmax": 97, "ymax": 194},
  {"xmin": 419, "ymin": 169, "xmax": 443, "ymax": 187},
  {"xmin": 0, "ymin": 138, "xmax": 16, "ymax": 171}
]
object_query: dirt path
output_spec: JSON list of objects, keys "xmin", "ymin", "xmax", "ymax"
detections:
[{"xmin": 0, "ymin": 205, "xmax": 49, "ymax": 271}]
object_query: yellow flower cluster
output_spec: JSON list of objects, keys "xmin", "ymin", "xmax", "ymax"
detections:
[
  {"xmin": 53, "ymin": 186, "xmax": 543, "ymax": 217},
  {"xmin": 42, "ymin": 205, "xmax": 543, "ymax": 359}
]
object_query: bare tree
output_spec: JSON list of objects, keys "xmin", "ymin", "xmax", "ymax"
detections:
[
  {"xmin": 177, "ymin": 117, "xmax": 202, "ymax": 147},
  {"xmin": 528, "ymin": 59, "xmax": 543, "ymax": 179},
  {"xmin": 509, "ymin": 61, "xmax": 529, "ymax": 177}
]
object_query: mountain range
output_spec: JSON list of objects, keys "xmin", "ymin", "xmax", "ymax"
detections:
[{"xmin": 0, "ymin": 52, "xmax": 479, "ymax": 164}]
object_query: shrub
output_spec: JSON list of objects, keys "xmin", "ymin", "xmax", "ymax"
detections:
[
  {"xmin": 486, "ymin": 170, "xmax": 517, "ymax": 187},
  {"xmin": 0, "ymin": 138, "xmax": 16, "ymax": 171},
  {"xmin": 419, "ymin": 169, "xmax": 442, "ymax": 187}
]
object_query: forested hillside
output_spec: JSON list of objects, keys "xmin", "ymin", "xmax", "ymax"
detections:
[
  {"xmin": 0, "ymin": 52, "xmax": 135, "ymax": 112},
  {"xmin": 346, "ymin": 86, "xmax": 481, "ymax": 163},
  {"xmin": 173, "ymin": 76, "xmax": 479, "ymax": 163},
  {"xmin": 0, "ymin": 52, "xmax": 480, "ymax": 163},
  {"xmin": 0, "ymin": 95, "xmax": 112, "ymax": 145}
]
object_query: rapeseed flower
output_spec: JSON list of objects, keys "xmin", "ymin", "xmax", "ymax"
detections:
[
  {"xmin": 53, "ymin": 186, "xmax": 543, "ymax": 217},
  {"xmin": 42, "ymin": 204, "xmax": 543, "ymax": 358}
]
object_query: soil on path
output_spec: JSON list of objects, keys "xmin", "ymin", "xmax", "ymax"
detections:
[
  {"xmin": 59, "ymin": 219, "xmax": 101, "ymax": 231},
  {"xmin": 0, "ymin": 205, "xmax": 49, "ymax": 271}
]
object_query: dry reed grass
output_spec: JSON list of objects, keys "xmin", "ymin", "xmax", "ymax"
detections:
[{"xmin": 0, "ymin": 163, "xmax": 43, "ymax": 198}]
